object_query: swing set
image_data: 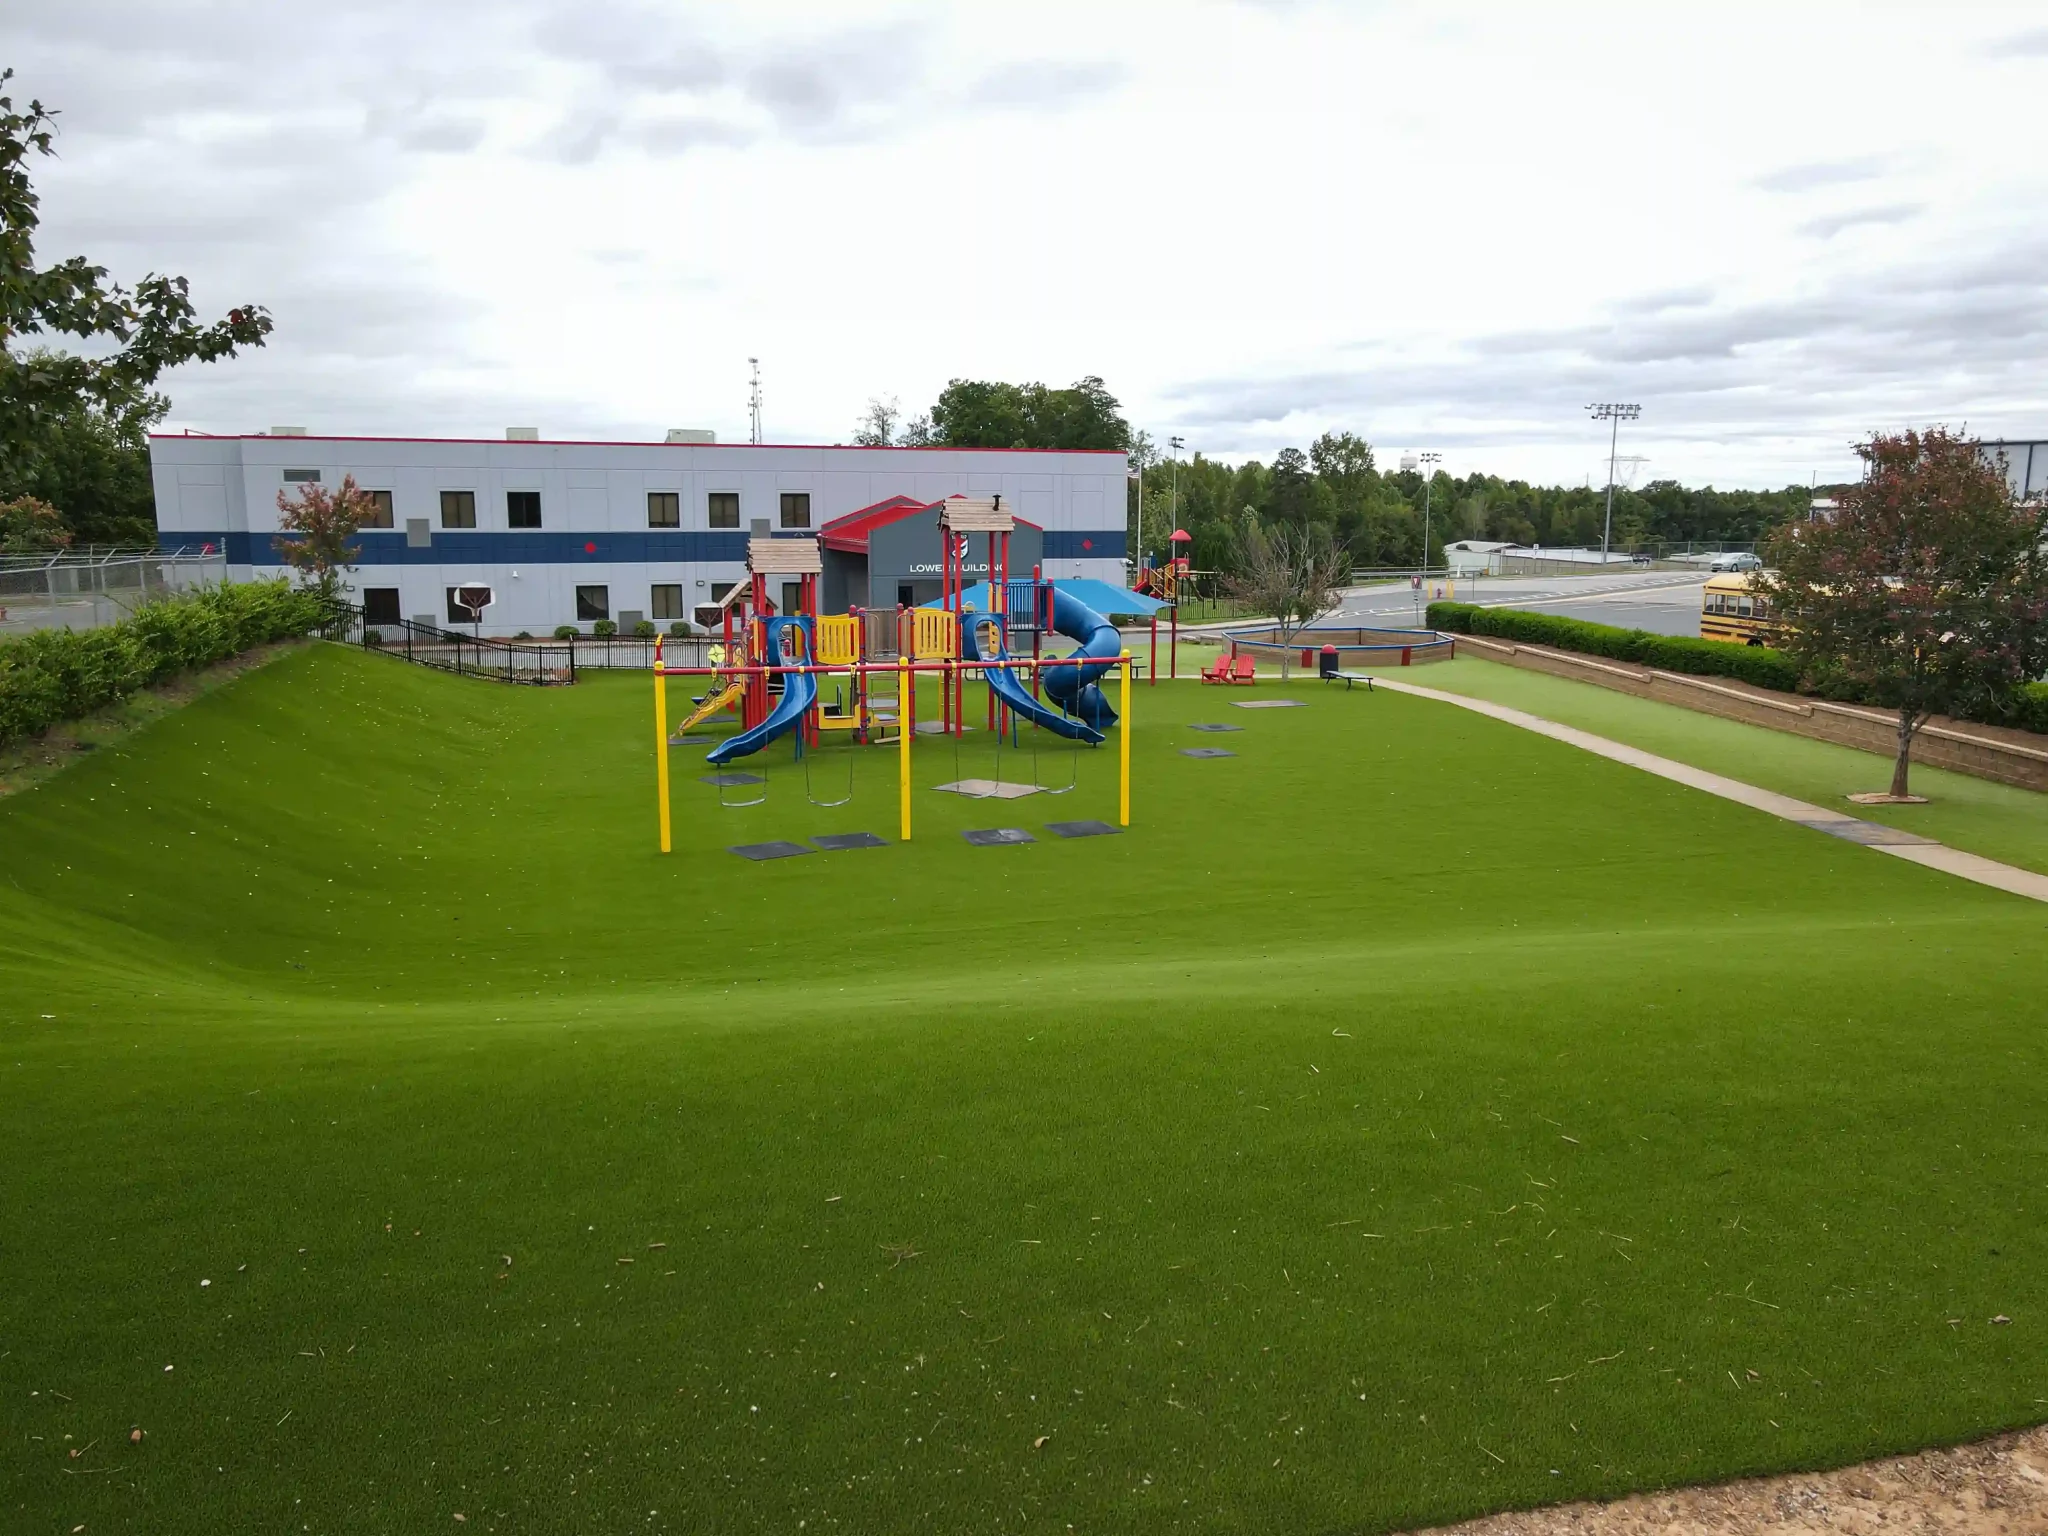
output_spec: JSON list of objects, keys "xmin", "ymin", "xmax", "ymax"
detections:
[{"xmin": 650, "ymin": 643, "xmax": 1132, "ymax": 854}]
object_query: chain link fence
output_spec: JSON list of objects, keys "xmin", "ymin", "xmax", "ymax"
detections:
[{"xmin": 0, "ymin": 548, "xmax": 228, "ymax": 636}]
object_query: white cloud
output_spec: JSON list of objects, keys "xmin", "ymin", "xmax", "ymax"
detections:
[{"xmin": 8, "ymin": 0, "xmax": 2048, "ymax": 487}]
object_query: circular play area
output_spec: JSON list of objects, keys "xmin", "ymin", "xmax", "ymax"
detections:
[{"xmin": 1220, "ymin": 622, "xmax": 1458, "ymax": 669}]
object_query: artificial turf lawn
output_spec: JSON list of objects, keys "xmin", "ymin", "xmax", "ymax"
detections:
[
  {"xmin": 2, "ymin": 643, "xmax": 2045, "ymax": 1535},
  {"xmin": 1417, "ymin": 656, "xmax": 2048, "ymax": 878}
]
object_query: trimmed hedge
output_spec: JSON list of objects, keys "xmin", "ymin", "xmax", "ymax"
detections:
[
  {"xmin": 1428, "ymin": 601, "xmax": 1803, "ymax": 691},
  {"xmin": 1996, "ymin": 682, "xmax": 2048, "ymax": 736},
  {"xmin": 1427, "ymin": 600, "xmax": 2048, "ymax": 738},
  {"xmin": 0, "ymin": 579, "xmax": 330, "ymax": 747}
]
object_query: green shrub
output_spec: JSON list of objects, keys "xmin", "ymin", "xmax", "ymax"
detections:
[
  {"xmin": 553, "ymin": 625, "xmax": 579, "ymax": 640},
  {"xmin": 632, "ymin": 620, "xmax": 657, "ymax": 638},
  {"xmin": 1427, "ymin": 601, "xmax": 1803, "ymax": 691},
  {"xmin": 513, "ymin": 631, "xmax": 533, "ymax": 641},
  {"xmin": 592, "ymin": 620, "xmax": 618, "ymax": 638},
  {"xmin": 0, "ymin": 579, "xmax": 329, "ymax": 746},
  {"xmin": 1988, "ymin": 681, "xmax": 2048, "ymax": 735},
  {"xmin": 667, "ymin": 621, "xmax": 690, "ymax": 638}
]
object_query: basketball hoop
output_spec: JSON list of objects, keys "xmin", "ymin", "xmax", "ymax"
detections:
[{"xmin": 452, "ymin": 584, "xmax": 494, "ymax": 624}]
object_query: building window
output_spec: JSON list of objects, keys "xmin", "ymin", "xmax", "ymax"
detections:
[
  {"xmin": 283, "ymin": 468, "xmax": 321, "ymax": 483},
  {"xmin": 647, "ymin": 492, "xmax": 680, "ymax": 528},
  {"xmin": 708, "ymin": 492, "xmax": 740, "ymax": 529},
  {"xmin": 781, "ymin": 580, "xmax": 804, "ymax": 614},
  {"xmin": 780, "ymin": 492, "xmax": 811, "ymax": 529},
  {"xmin": 709, "ymin": 581, "xmax": 736, "ymax": 604},
  {"xmin": 440, "ymin": 490, "xmax": 476, "ymax": 529},
  {"xmin": 360, "ymin": 491, "xmax": 394, "ymax": 529},
  {"xmin": 651, "ymin": 584, "xmax": 684, "ymax": 620},
  {"xmin": 363, "ymin": 588, "xmax": 401, "ymax": 625},
  {"xmin": 507, "ymin": 490, "xmax": 542, "ymax": 528},
  {"xmin": 576, "ymin": 585, "xmax": 610, "ymax": 621}
]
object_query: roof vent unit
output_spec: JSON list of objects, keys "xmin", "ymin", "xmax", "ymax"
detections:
[
  {"xmin": 506, "ymin": 427, "xmax": 540, "ymax": 441},
  {"xmin": 665, "ymin": 428, "xmax": 716, "ymax": 445},
  {"xmin": 270, "ymin": 425, "xmax": 308, "ymax": 437}
]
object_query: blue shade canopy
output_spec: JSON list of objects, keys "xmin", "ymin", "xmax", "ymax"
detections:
[{"xmin": 919, "ymin": 579, "xmax": 1172, "ymax": 618}]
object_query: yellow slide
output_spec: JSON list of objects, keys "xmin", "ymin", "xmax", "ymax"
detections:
[{"xmin": 676, "ymin": 677, "xmax": 743, "ymax": 734}]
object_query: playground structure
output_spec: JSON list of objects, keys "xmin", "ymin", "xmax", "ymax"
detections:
[{"xmin": 651, "ymin": 502, "xmax": 1137, "ymax": 854}]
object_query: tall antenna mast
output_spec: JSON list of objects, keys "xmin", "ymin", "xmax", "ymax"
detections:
[{"xmin": 748, "ymin": 357, "xmax": 763, "ymax": 445}]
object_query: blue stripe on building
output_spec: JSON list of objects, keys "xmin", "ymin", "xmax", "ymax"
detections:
[{"xmin": 165, "ymin": 528, "xmax": 1127, "ymax": 564}]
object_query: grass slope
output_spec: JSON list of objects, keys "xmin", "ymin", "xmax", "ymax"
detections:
[
  {"xmin": 1417, "ymin": 657, "xmax": 2048, "ymax": 877},
  {"xmin": 2, "ymin": 644, "xmax": 2044, "ymax": 1535}
]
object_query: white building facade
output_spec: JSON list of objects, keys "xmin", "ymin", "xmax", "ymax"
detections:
[{"xmin": 149, "ymin": 434, "xmax": 1131, "ymax": 634}]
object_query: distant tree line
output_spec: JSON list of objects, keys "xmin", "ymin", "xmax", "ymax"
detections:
[
  {"xmin": 1129, "ymin": 433, "xmax": 1826, "ymax": 576},
  {"xmin": 857, "ymin": 380, "xmax": 1825, "ymax": 578}
]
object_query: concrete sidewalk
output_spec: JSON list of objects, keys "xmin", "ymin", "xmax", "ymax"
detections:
[{"xmin": 1373, "ymin": 675, "xmax": 2048, "ymax": 905}]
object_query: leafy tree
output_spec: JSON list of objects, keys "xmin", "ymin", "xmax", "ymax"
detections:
[
  {"xmin": 0, "ymin": 72, "xmax": 270, "ymax": 501},
  {"xmin": 852, "ymin": 396, "xmax": 899, "ymax": 447},
  {"xmin": 927, "ymin": 376, "xmax": 1129, "ymax": 451},
  {"xmin": 3, "ymin": 356, "xmax": 163, "ymax": 544},
  {"xmin": 1264, "ymin": 447, "xmax": 1313, "ymax": 526},
  {"xmin": 274, "ymin": 474, "xmax": 376, "ymax": 600},
  {"xmin": 1226, "ymin": 521, "xmax": 1350, "ymax": 642},
  {"xmin": 0, "ymin": 492, "xmax": 67, "ymax": 552},
  {"xmin": 898, "ymin": 412, "xmax": 934, "ymax": 447},
  {"xmin": 1758, "ymin": 428, "xmax": 2048, "ymax": 799}
]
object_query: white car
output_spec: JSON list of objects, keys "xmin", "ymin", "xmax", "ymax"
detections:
[{"xmin": 1709, "ymin": 552, "xmax": 1763, "ymax": 572}]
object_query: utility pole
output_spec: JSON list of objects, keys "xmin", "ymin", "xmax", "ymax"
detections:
[
  {"xmin": 1586, "ymin": 403, "xmax": 1640, "ymax": 562},
  {"xmin": 748, "ymin": 358, "xmax": 763, "ymax": 445}
]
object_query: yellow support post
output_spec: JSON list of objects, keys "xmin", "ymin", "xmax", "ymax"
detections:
[
  {"xmin": 898, "ymin": 655, "xmax": 912, "ymax": 842},
  {"xmin": 654, "ymin": 645, "xmax": 672, "ymax": 854},
  {"xmin": 1119, "ymin": 650, "xmax": 1131, "ymax": 828}
]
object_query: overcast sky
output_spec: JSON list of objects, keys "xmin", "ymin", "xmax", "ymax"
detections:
[{"xmin": 10, "ymin": 1, "xmax": 2048, "ymax": 488}]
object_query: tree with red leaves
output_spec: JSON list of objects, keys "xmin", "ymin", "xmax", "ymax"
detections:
[
  {"xmin": 1759, "ymin": 428, "xmax": 2048, "ymax": 799},
  {"xmin": 274, "ymin": 474, "xmax": 376, "ymax": 600}
]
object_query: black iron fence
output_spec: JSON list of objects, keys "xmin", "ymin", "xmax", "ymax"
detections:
[{"xmin": 324, "ymin": 605, "xmax": 576, "ymax": 685}]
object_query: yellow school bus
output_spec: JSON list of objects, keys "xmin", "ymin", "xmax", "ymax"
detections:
[{"xmin": 1700, "ymin": 572, "xmax": 1776, "ymax": 645}]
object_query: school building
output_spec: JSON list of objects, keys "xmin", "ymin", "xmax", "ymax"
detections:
[{"xmin": 148, "ymin": 431, "xmax": 1131, "ymax": 634}]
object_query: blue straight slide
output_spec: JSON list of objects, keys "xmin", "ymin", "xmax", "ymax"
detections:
[{"xmin": 705, "ymin": 616, "xmax": 818, "ymax": 766}]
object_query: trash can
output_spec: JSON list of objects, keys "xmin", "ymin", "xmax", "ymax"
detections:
[{"xmin": 1319, "ymin": 644, "xmax": 1339, "ymax": 679}]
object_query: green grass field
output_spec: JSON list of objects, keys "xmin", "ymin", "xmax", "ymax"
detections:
[
  {"xmin": 1418, "ymin": 657, "xmax": 2048, "ymax": 877},
  {"xmin": 3, "ymin": 643, "xmax": 2045, "ymax": 1535}
]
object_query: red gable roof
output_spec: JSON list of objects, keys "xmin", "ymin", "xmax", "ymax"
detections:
[
  {"xmin": 819, "ymin": 495, "xmax": 930, "ymax": 554},
  {"xmin": 819, "ymin": 494, "xmax": 1039, "ymax": 554}
]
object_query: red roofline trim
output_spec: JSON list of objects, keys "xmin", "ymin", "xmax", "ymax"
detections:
[{"xmin": 149, "ymin": 433, "xmax": 1127, "ymax": 456}]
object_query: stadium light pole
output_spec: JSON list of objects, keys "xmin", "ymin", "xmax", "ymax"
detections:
[{"xmin": 1586, "ymin": 403, "xmax": 1640, "ymax": 563}]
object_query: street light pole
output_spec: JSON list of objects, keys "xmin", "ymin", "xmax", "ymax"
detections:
[
  {"xmin": 1586, "ymin": 403, "xmax": 1640, "ymax": 562},
  {"xmin": 1166, "ymin": 435, "xmax": 1185, "ymax": 573},
  {"xmin": 1419, "ymin": 451, "xmax": 1442, "ymax": 579}
]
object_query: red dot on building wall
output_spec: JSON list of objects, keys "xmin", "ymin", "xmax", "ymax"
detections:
[
  {"xmin": 584, "ymin": 541, "xmax": 597, "ymax": 554},
  {"xmin": 1081, "ymin": 538, "xmax": 1094, "ymax": 551}
]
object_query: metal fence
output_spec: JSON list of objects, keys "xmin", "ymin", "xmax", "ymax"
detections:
[
  {"xmin": 0, "ymin": 548, "xmax": 227, "ymax": 636},
  {"xmin": 327, "ymin": 606, "xmax": 576, "ymax": 685}
]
